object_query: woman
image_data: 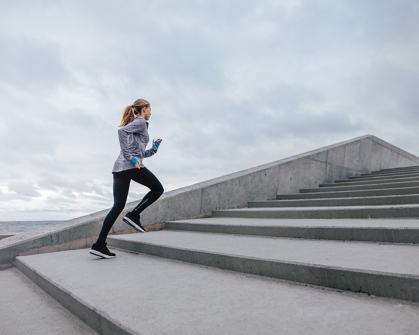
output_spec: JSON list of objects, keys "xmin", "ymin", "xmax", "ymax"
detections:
[{"xmin": 90, "ymin": 99, "xmax": 164, "ymax": 259}]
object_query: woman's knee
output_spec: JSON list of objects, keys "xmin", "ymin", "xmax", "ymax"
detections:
[
  {"xmin": 111, "ymin": 202, "xmax": 125, "ymax": 214},
  {"xmin": 154, "ymin": 184, "xmax": 164, "ymax": 198}
]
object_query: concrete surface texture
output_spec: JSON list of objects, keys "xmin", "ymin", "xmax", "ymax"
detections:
[
  {"xmin": 0, "ymin": 267, "xmax": 98, "ymax": 335},
  {"xmin": 1, "ymin": 135, "xmax": 419, "ymax": 266},
  {"xmin": 15, "ymin": 249, "xmax": 419, "ymax": 335},
  {"xmin": 103, "ymin": 165, "xmax": 419, "ymax": 303},
  {"xmin": 7, "ymin": 165, "xmax": 419, "ymax": 334},
  {"xmin": 110, "ymin": 230, "xmax": 419, "ymax": 274},
  {"xmin": 165, "ymin": 218, "xmax": 419, "ymax": 243}
]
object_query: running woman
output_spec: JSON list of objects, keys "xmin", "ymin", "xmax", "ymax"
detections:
[{"xmin": 90, "ymin": 99, "xmax": 164, "ymax": 259}]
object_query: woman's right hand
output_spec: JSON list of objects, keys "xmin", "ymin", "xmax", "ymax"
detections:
[{"xmin": 135, "ymin": 161, "xmax": 141, "ymax": 169}]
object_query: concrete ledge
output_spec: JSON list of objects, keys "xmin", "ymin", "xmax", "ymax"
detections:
[
  {"xmin": 319, "ymin": 180, "xmax": 419, "ymax": 189},
  {"xmin": 335, "ymin": 176, "xmax": 419, "ymax": 185},
  {"xmin": 380, "ymin": 166, "xmax": 419, "ymax": 172},
  {"xmin": 304, "ymin": 182, "xmax": 419, "ymax": 192},
  {"xmin": 165, "ymin": 220, "xmax": 419, "ymax": 243},
  {"xmin": 212, "ymin": 205, "xmax": 419, "ymax": 219},
  {"xmin": 16, "ymin": 257, "xmax": 133, "ymax": 335},
  {"xmin": 108, "ymin": 236, "xmax": 419, "ymax": 302},
  {"xmin": 276, "ymin": 187, "xmax": 419, "ymax": 199},
  {"xmin": 249, "ymin": 195, "xmax": 419, "ymax": 208},
  {"xmin": 346, "ymin": 172, "xmax": 419, "ymax": 181},
  {"xmin": 1, "ymin": 135, "xmax": 418, "ymax": 265}
]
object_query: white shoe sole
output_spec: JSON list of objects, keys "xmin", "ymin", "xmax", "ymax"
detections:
[
  {"xmin": 123, "ymin": 217, "xmax": 146, "ymax": 233},
  {"xmin": 90, "ymin": 249, "xmax": 116, "ymax": 259}
]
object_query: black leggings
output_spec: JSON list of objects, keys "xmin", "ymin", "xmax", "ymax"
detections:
[{"xmin": 97, "ymin": 167, "xmax": 164, "ymax": 244}]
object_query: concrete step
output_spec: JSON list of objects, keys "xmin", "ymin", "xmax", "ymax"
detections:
[
  {"xmin": 342, "ymin": 173, "xmax": 419, "ymax": 183},
  {"xmin": 107, "ymin": 231, "xmax": 419, "ymax": 302},
  {"xmin": 305, "ymin": 180, "xmax": 419, "ymax": 192},
  {"xmin": 165, "ymin": 217, "xmax": 419, "ymax": 243},
  {"xmin": 249, "ymin": 194, "xmax": 419, "ymax": 208},
  {"xmin": 212, "ymin": 204, "xmax": 419, "ymax": 219},
  {"xmin": 15, "ymin": 249, "xmax": 419, "ymax": 335},
  {"xmin": 0, "ymin": 267, "xmax": 98, "ymax": 335},
  {"xmin": 319, "ymin": 178, "xmax": 419, "ymax": 188},
  {"xmin": 368, "ymin": 170, "xmax": 419, "ymax": 178},
  {"xmin": 350, "ymin": 171, "xmax": 419, "ymax": 181},
  {"xmin": 277, "ymin": 186, "xmax": 419, "ymax": 200},
  {"xmin": 378, "ymin": 166, "xmax": 419, "ymax": 173}
]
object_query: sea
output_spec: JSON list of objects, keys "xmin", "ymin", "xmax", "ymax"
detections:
[{"xmin": 0, "ymin": 221, "xmax": 64, "ymax": 234}]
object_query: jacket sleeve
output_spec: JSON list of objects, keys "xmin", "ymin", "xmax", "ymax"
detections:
[
  {"xmin": 143, "ymin": 143, "xmax": 158, "ymax": 158},
  {"xmin": 117, "ymin": 119, "xmax": 146, "ymax": 164}
]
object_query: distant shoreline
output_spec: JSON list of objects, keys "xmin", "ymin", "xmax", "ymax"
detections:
[
  {"xmin": 0, "ymin": 220, "xmax": 65, "ymax": 222},
  {"xmin": 0, "ymin": 221, "xmax": 64, "ymax": 234}
]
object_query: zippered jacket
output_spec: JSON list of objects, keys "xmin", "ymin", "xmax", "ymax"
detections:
[{"xmin": 112, "ymin": 117, "xmax": 158, "ymax": 173}]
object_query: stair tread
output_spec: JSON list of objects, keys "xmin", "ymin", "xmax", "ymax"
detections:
[
  {"xmin": 278, "ymin": 194, "xmax": 419, "ymax": 199},
  {"xmin": 0, "ymin": 267, "xmax": 97, "ymax": 335},
  {"xmin": 109, "ymin": 231, "xmax": 419, "ymax": 277},
  {"xmin": 379, "ymin": 166, "xmax": 419, "ymax": 172},
  {"xmin": 355, "ymin": 172, "xmax": 419, "ymax": 178},
  {"xmin": 320, "ymin": 180, "xmax": 419, "ymax": 188},
  {"xmin": 219, "ymin": 204, "xmax": 419, "ymax": 211},
  {"xmin": 17, "ymin": 249, "xmax": 419, "ymax": 335},
  {"xmin": 336, "ymin": 176, "xmax": 419, "ymax": 184},
  {"xmin": 258, "ymin": 194, "xmax": 419, "ymax": 201},
  {"xmin": 300, "ymin": 186, "xmax": 419, "ymax": 193},
  {"xmin": 166, "ymin": 217, "xmax": 419, "ymax": 228}
]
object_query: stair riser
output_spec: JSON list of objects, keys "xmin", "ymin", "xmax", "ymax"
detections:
[
  {"xmin": 277, "ymin": 187, "xmax": 419, "ymax": 200},
  {"xmin": 16, "ymin": 258, "xmax": 132, "ymax": 335},
  {"xmin": 342, "ymin": 174, "xmax": 419, "ymax": 183},
  {"xmin": 304, "ymin": 182, "xmax": 419, "ymax": 192},
  {"xmin": 378, "ymin": 166, "xmax": 419, "ymax": 173},
  {"xmin": 108, "ymin": 238, "xmax": 419, "ymax": 303},
  {"xmin": 350, "ymin": 172, "xmax": 419, "ymax": 181},
  {"xmin": 250, "ymin": 195, "xmax": 419, "ymax": 208},
  {"xmin": 320, "ymin": 179, "xmax": 419, "ymax": 188},
  {"xmin": 165, "ymin": 222, "xmax": 419, "ymax": 243},
  {"xmin": 212, "ymin": 207, "xmax": 419, "ymax": 219},
  {"xmin": 366, "ymin": 171, "xmax": 419, "ymax": 178}
]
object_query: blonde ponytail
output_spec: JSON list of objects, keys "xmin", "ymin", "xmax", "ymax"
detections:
[{"xmin": 119, "ymin": 99, "xmax": 150, "ymax": 127}]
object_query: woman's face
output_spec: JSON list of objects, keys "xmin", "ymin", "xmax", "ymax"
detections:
[{"xmin": 143, "ymin": 105, "xmax": 151, "ymax": 120}]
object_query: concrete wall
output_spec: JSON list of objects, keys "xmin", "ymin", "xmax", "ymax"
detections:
[{"xmin": 1, "ymin": 135, "xmax": 418, "ymax": 266}]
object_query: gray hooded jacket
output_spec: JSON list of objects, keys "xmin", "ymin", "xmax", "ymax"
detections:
[{"xmin": 112, "ymin": 117, "xmax": 158, "ymax": 173}]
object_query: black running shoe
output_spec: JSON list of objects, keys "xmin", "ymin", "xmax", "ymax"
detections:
[
  {"xmin": 90, "ymin": 243, "xmax": 116, "ymax": 259},
  {"xmin": 123, "ymin": 211, "xmax": 146, "ymax": 233}
]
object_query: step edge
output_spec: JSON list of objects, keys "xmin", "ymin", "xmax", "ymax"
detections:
[
  {"xmin": 338, "ymin": 176, "xmax": 419, "ymax": 183},
  {"xmin": 254, "ymin": 194, "xmax": 419, "ymax": 202},
  {"xmin": 319, "ymin": 180, "xmax": 419, "ymax": 188},
  {"xmin": 108, "ymin": 237, "xmax": 419, "ymax": 302},
  {"xmin": 164, "ymin": 222, "xmax": 419, "ymax": 243},
  {"xmin": 15, "ymin": 257, "xmax": 135, "ymax": 335}
]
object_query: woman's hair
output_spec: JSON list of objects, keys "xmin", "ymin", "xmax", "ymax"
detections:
[{"xmin": 119, "ymin": 99, "xmax": 150, "ymax": 127}]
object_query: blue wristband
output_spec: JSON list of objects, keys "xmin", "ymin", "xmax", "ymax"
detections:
[
  {"xmin": 154, "ymin": 141, "xmax": 160, "ymax": 148},
  {"xmin": 130, "ymin": 157, "xmax": 138, "ymax": 165}
]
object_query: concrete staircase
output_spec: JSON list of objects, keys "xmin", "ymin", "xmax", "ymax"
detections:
[{"xmin": 11, "ymin": 166, "xmax": 419, "ymax": 334}]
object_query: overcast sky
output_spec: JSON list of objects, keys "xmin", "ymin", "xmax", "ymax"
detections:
[{"xmin": 1, "ymin": 0, "xmax": 418, "ymax": 221}]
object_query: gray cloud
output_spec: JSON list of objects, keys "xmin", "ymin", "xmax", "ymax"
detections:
[
  {"xmin": 8, "ymin": 181, "xmax": 40, "ymax": 198},
  {"xmin": 0, "ymin": 35, "xmax": 70, "ymax": 89}
]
